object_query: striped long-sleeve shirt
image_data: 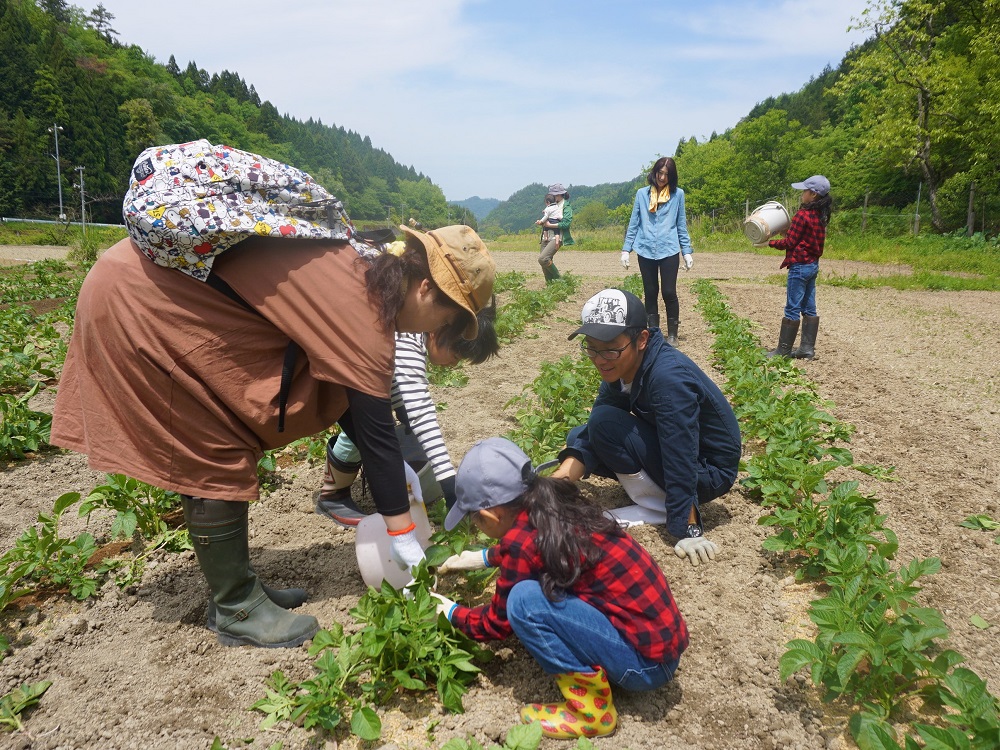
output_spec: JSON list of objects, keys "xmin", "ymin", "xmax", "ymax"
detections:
[{"xmin": 391, "ymin": 334, "xmax": 456, "ymax": 483}]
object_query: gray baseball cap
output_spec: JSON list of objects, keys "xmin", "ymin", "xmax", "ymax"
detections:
[
  {"xmin": 444, "ymin": 437, "xmax": 536, "ymax": 531},
  {"xmin": 790, "ymin": 175, "xmax": 830, "ymax": 197}
]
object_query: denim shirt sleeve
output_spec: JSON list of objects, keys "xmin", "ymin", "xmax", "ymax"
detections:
[
  {"xmin": 622, "ymin": 189, "xmax": 645, "ymax": 252},
  {"xmin": 676, "ymin": 190, "xmax": 693, "ymax": 254}
]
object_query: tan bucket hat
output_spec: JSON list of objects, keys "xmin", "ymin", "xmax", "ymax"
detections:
[{"xmin": 399, "ymin": 224, "xmax": 496, "ymax": 339}]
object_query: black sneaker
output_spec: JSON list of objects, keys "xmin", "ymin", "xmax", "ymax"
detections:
[{"xmin": 315, "ymin": 495, "xmax": 368, "ymax": 527}]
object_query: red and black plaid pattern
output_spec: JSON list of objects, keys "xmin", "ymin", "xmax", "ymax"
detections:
[
  {"xmin": 769, "ymin": 207, "xmax": 826, "ymax": 268},
  {"xmin": 452, "ymin": 510, "xmax": 689, "ymax": 662}
]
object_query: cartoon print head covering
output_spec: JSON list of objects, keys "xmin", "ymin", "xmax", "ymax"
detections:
[{"xmin": 122, "ymin": 139, "xmax": 380, "ymax": 281}]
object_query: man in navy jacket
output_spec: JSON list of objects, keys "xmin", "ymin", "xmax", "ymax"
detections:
[{"xmin": 553, "ymin": 289, "xmax": 741, "ymax": 566}]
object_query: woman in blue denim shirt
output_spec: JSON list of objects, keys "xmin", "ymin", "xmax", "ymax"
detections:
[{"xmin": 620, "ymin": 157, "xmax": 694, "ymax": 347}]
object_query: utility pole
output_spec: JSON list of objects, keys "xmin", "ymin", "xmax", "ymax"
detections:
[
  {"xmin": 48, "ymin": 123, "xmax": 65, "ymax": 221},
  {"xmin": 74, "ymin": 166, "xmax": 86, "ymax": 236}
]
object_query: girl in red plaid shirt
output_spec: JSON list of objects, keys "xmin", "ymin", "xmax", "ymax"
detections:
[
  {"xmin": 766, "ymin": 175, "xmax": 832, "ymax": 360},
  {"xmin": 433, "ymin": 437, "xmax": 688, "ymax": 740}
]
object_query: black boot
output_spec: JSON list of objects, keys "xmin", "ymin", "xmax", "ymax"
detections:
[
  {"xmin": 766, "ymin": 318, "xmax": 800, "ymax": 358},
  {"xmin": 666, "ymin": 318, "xmax": 679, "ymax": 347},
  {"xmin": 792, "ymin": 315, "xmax": 819, "ymax": 360},
  {"xmin": 183, "ymin": 497, "xmax": 319, "ymax": 648},
  {"xmin": 647, "ymin": 313, "xmax": 660, "ymax": 330}
]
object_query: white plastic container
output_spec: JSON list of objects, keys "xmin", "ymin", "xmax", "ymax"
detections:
[
  {"xmin": 743, "ymin": 201, "xmax": 790, "ymax": 245},
  {"xmin": 354, "ymin": 462, "xmax": 433, "ymax": 589}
]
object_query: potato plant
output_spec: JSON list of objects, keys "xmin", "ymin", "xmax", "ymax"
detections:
[
  {"xmin": 251, "ymin": 562, "xmax": 491, "ymax": 742},
  {"xmin": 693, "ymin": 279, "xmax": 1000, "ymax": 748}
]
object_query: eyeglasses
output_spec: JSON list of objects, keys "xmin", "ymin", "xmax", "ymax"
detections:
[{"xmin": 581, "ymin": 339, "xmax": 636, "ymax": 360}]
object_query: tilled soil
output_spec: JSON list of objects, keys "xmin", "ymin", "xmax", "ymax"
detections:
[{"xmin": 1, "ymin": 247, "xmax": 998, "ymax": 750}]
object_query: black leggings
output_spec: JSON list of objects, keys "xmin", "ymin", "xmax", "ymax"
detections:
[{"xmin": 637, "ymin": 253, "xmax": 680, "ymax": 320}]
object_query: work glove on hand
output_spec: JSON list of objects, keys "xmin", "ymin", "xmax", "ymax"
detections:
[
  {"xmin": 430, "ymin": 592, "xmax": 458, "ymax": 622},
  {"xmin": 437, "ymin": 549, "xmax": 490, "ymax": 574},
  {"xmin": 674, "ymin": 536, "xmax": 718, "ymax": 566},
  {"xmin": 681, "ymin": 253, "xmax": 694, "ymax": 271},
  {"xmin": 389, "ymin": 529, "xmax": 426, "ymax": 572},
  {"xmin": 620, "ymin": 251, "xmax": 630, "ymax": 269}
]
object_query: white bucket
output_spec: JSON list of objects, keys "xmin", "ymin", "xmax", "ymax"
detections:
[
  {"xmin": 354, "ymin": 462, "xmax": 434, "ymax": 589},
  {"xmin": 743, "ymin": 201, "xmax": 790, "ymax": 245}
]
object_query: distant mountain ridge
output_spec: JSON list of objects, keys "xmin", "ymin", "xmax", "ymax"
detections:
[{"xmin": 452, "ymin": 196, "xmax": 500, "ymax": 221}]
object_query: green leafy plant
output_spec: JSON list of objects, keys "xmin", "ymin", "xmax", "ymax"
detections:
[
  {"xmin": 505, "ymin": 354, "xmax": 600, "ymax": 465},
  {"xmin": 694, "ymin": 278, "xmax": 999, "ymax": 746},
  {"xmin": 0, "ymin": 681, "xmax": 51, "ymax": 734},
  {"xmin": 0, "ymin": 492, "xmax": 101, "ymax": 600},
  {"xmin": 252, "ymin": 561, "xmax": 491, "ymax": 741},
  {"xmin": 0, "ymin": 385, "xmax": 52, "ymax": 460},
  {"xmin": 79, "ymin": 474, "xmax": 183, "ymax": 542}
]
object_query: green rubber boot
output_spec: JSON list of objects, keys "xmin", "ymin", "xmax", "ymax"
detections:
[
  {"xmin": 183, "ymin": 496, "xmax": 319, "ymax": 648},
  {"xmin": 547, "ymin": 262, "xmax": 562, "ymax": 282},
  {"xmin": 205, "ymin": 570, "xmax": 308, "ymax": 633}
]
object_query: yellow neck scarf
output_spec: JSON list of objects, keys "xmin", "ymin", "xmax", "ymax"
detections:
[{"xmin": 649, "ymin": 185, "xmax": 671, "ymax": 213}]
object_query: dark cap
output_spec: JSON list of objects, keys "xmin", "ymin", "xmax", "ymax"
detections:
[{"xmin": 568, "ymin": 288, "xmax": 647, "ymax": 341}]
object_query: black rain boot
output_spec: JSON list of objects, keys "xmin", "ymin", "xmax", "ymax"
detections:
[
  {"xmin": 183, "ymin": 497, "xmax": 319, "ymax": 648},
  {"xmin": 792, "ymin": 315, "xmax": 819, "ymax": 360},
  {"xmin": 666, "ymin": 318, "xmax": 679, "ymax": 347},
  {"xmin": 647, "ymin": 313, "xmax": 660, "ymax": 331},
  {"xmin": 766, "ymin": 317, "xmax": 800, "ymax": 358}
]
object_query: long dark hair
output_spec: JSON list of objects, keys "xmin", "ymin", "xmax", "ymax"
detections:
[
  {"xmin": 364, "ymin": 243, "xmax": 464, "ymax": 333},
  {"xmin": 506, "ymin": 475, "xmax": 624, "ymax": 601},
  {"xmin": 801, "ymin": 193, "xmax": 833, "ymax": 227},
  {"xmin": 647, "ymin": 157, "xmax": 678, "ymax": 192}
]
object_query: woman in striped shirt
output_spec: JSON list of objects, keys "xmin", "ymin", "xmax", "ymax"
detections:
[{"xmin": 317, "ymin": 304, "xmax": 499, "ymax": 525}]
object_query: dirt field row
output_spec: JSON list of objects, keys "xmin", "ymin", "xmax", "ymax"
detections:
[{"xmin": 1, "ymin": 246, "xmax": 997, "ymax": 749}]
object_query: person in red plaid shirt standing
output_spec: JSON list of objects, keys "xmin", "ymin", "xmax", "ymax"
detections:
[
  {"xmin": 766, "ymin": 175, "xmax": 832, "ymax": 360},
  {"xmin": 431, "ymin": 437, "xmax": 688, "ymax": 740}
]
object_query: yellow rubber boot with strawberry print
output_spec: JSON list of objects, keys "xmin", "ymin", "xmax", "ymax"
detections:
[{"xmin": 520, "ymin": 667, "xmax": 617, "ymax": 739}]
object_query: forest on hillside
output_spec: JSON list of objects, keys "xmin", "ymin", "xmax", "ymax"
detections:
[
  {"xmin": 0, "ymin": 0, "xmax": 478, "ymax": 227},
  {"xmin": 2, "ymin": 0, "xmax": 997, "ymax": 237},
  {"xmin": 483, "ymin": 0, "xmax": 1000, "ymax": 237}
]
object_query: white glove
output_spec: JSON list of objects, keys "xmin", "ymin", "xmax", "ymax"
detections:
[
  {"xmin": 620, "ymin": 251, "xmax": 630, "ymax": 269},
  {"xmin": 674, "ymin": 536, "xmax": 718, "ymax": 566},
  {"xmin": 430, "ymin": 592, "xmax": 458, "ymax": 621},
  {"xmin": 389, "ymin": 529, "xmax": 426, "ymax": 572},
  {"xmin": 681, "ymin": 253, "xmax": 694, "ymax": 271},
  {"xmin": 437, "ymin": 549, "xmax": 490, "ymax": 574}
]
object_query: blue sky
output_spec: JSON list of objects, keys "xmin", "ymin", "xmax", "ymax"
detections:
[{"xmin": 96, "ymin": 0, "xmax": 872, "ymax": 201}]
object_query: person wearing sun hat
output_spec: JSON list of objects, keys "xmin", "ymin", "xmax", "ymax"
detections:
[
  {"xmin": 433, "ymin": 437, "xmax": 688, "ymax": 740},
  {"xmin": 51, "ymin": 207, "xmax": 496, "ymax": 647},
  {"xmin": 537, "ymin": 182, "xmax": 574, "ymax": 284},
  {"xmin": 765, "ymin": 175, "xmax": 832, "ymax": 360},
  {"xmin": 544, "ymin": 288, "xmax": 741, "ymax": 565}
]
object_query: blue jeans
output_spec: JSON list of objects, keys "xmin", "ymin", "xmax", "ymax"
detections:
[
  {"xmin": 784, "ymin": 261, "xmax": 819, "ymax": 319},
  {"xmin": 506, "ymin": 580, "xmax": 678, "ymax": 691},
  {"xmin": 567, "ymin": 407, "xmax": 736, "ymax": 506}
]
